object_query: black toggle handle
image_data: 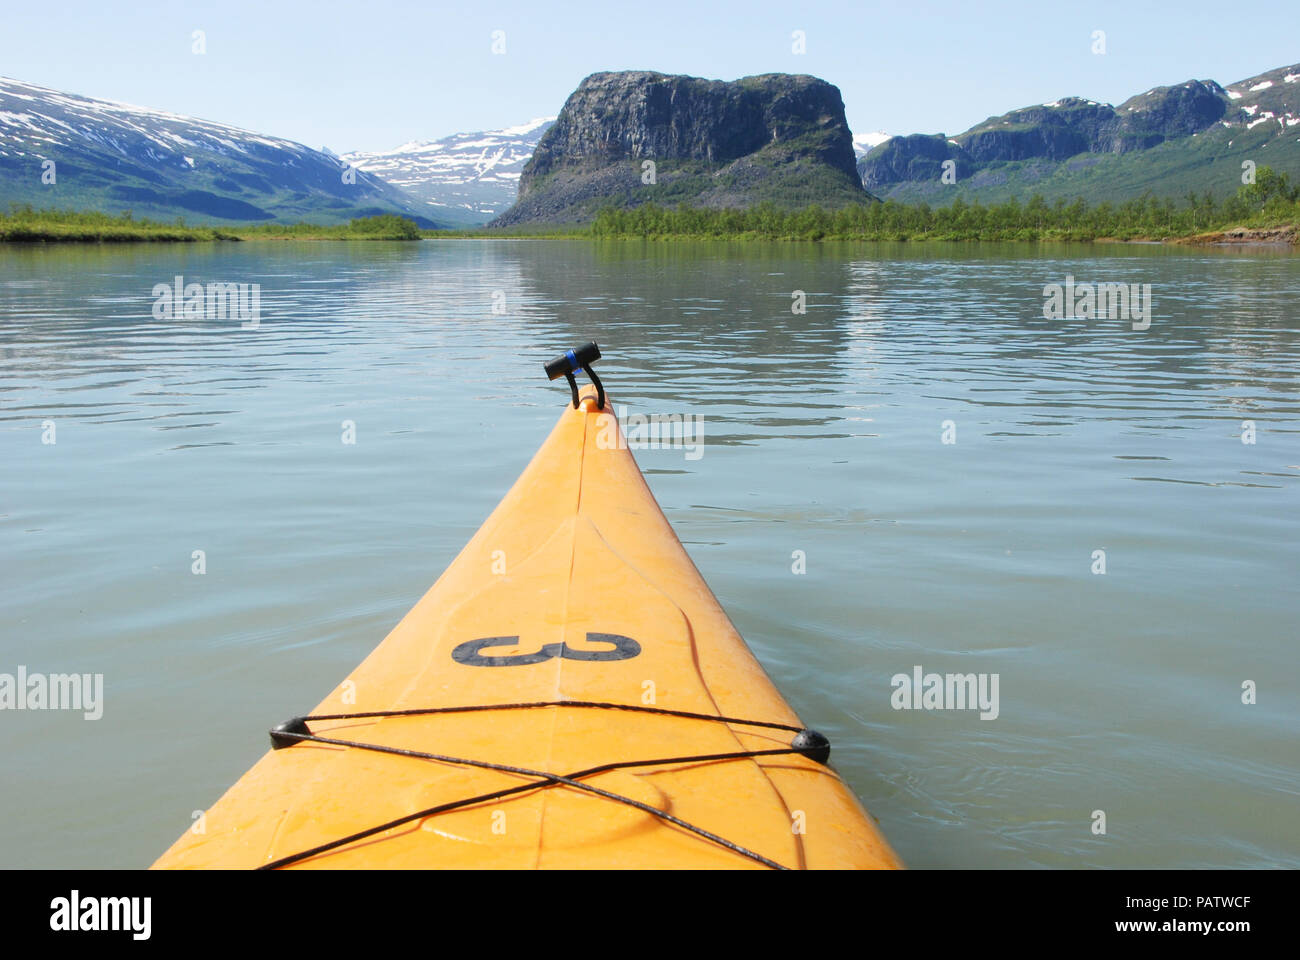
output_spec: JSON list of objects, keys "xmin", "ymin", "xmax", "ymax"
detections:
[
  {"xmin": 544, "ymin": 342, "xmax": 605, "ymax": 410},
  {"xmin": 544, "ymin": 342, "xmax": 601, "ymax": 381}
]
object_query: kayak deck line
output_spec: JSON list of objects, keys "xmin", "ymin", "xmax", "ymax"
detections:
[
  {"xmin": 276, "ymin": 700, "xmax": 811, "ymax": 733},
  {"xmin": 152, "ymin": 346, "xmax": 902, "ymax": 869},
  {"xmin": 261, "ymin": 700, "xmax": 831, "ymax": 870}
]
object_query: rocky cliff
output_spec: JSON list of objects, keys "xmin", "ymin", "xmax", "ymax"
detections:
[
  {"xmin": 492, "ymin": 71, "xmax": 871, "ymax": 225},
  {"xmin": 858, "ymin": 75, "xmax": 1255, "ymax": 202}
]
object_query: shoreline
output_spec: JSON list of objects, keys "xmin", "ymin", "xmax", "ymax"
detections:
[
  {"xmin": 3, "ymin": 222, "xmax": 1297, "ymax": 246},
  {"xmin": 0, "ymin": 212, "xmax": 425, "ymax": 244},
  {"xmin": 5, "ymin": 231, "xmax": 1298, "ymax": 246},
  {"xmin": 1172, "ymin": 225, "xmax": 1298, "ymax": 245}
]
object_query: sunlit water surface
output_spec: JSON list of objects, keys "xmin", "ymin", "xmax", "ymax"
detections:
[{"xmin": 1, "ymin": 239, "xmax": 1297, "ymax": 868}]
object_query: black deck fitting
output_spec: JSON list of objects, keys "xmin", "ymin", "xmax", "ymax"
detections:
[
  {"xmin": 544, "ymin": 342, "xmax": 605, "ymax": 409},
  {"xmin": 790, "ymin": 728, "xmax": 831, "ymax": 765}
]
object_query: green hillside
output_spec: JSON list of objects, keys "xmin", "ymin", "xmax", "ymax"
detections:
[{"xmin": 877, "ymin": 123, "xmax": 1300, "ymax": 206}]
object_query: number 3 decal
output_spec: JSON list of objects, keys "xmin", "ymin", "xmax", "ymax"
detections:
[{"xmin": 452, "ymin": 633, "xmax": 641, "ymax": 667}]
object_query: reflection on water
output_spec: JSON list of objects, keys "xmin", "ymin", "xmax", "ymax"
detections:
[{"xmin": 1, "ymin": 239, "xmax": 1297, "ymax": 868}]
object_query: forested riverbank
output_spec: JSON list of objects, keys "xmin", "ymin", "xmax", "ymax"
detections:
[{"xmin": 5, "ymin": 167, "xmax": 1298, "ymax": 245}]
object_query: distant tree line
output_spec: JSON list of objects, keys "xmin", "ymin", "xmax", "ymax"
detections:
[{"xmin": 589, "ymin": 167, "xmax": 1300, "ymax": 241}]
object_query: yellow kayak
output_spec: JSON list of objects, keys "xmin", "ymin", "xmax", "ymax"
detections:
[{"xmin": 154, "ymin": 347, "xmax": 899, "ymax": 869}]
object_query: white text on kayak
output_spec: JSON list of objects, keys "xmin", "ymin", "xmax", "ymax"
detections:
[
  {"xmin": 0, "ymin": 667, "xmax": 103, "ymax": 719},
  {"xmin": 596, "ymin": 407, "xmax": 704, "ymax": 461},
  {"xmin": 50, "ymin": 891, "xmax": 150, "ymax": 940},
  {"xmin": 890, "ymin": 666, "xmax": 999, "ymax": 720}
]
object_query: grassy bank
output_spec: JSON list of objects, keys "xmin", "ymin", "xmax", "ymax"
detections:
[
  {"xmin": 0, "ymin": 209, "xmax": 424, "ymax": 242},
  {"xmin": 0, "ymin": 209, "xmax": 239, "ymax": 242}
]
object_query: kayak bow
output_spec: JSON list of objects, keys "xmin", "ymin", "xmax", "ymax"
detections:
[{"xmin": 154, "ymin": 349, "xmax": 899, "ymax": 869}]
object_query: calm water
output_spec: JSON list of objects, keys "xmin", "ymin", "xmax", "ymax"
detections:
[{"xmin": 1, "ymin": 238, "xmax": 1297, "ymax": 869}]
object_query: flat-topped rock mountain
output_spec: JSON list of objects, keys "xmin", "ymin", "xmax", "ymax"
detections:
[{"xmin": 492, "ymin": 71, "xmax": 873, "ymax": 226}]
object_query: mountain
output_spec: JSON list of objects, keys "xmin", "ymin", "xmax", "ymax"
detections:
[
  {"xmin": 342, "ymin": 118, "xmax": 555, "ymax": 227},
  {"xmin": 492, "ymin": 71, "xmax": 873, "ymax": 226},
  {"xmin": 0, "ymin": 77, "xmax": 442, "ymax": 227},
  {"xmin": 859, "ymin": 63, "xmax": 1300, "ymax": 205},
  {"xmin": 853, "ymin": 130, "xmax": 892, "ymax": 157}
]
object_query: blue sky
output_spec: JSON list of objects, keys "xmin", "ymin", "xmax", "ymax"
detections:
[{"xmin": 2, "ymin": 0, "xmax": 1297, "ymax": 152}]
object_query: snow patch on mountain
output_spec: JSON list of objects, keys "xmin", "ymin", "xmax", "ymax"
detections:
[
  {"xmin": 0, "ymin": 75, "xmax": 437, "ymax": 225},
  {"xmin": 852, "ymin": 130, "xmax": 891, "ymax": 156},
  {"xmin": 0, "ymin": 77, "xmax": 314, "ymax": 160},
  {"xmin": 343, "ymin": 117, "xmax": 556, "ymax": 223}
]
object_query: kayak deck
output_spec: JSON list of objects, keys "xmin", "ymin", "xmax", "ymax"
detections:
[{"xmin": 153, "ymin": 388, "xmax": 900, "ymax": 869}]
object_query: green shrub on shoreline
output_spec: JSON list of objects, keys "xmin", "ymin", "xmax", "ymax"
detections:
[{"xmin": 237, "ymin": 214, "xmax": 423, "ymax": 240}]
